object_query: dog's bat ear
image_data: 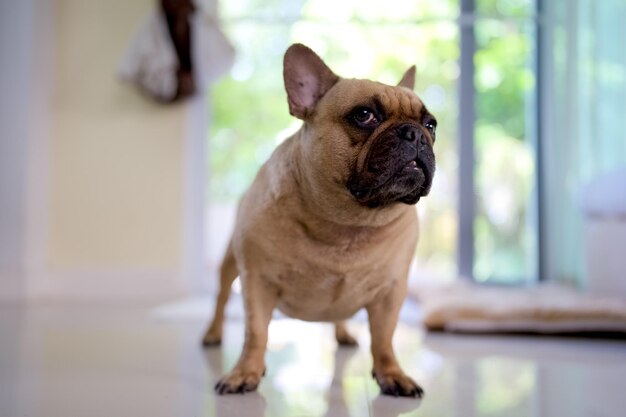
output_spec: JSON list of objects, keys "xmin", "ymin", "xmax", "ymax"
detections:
[
  {"xmin": 398, "ymin": 66, "xmax": 416, "ymax": 90},
  {"xmin": 283, "ymin": 43, "xmax": 339, "ymax": 120}
]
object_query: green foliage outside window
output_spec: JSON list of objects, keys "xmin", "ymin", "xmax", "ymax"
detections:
[{"xmin": 209, "ymin": 0, "xmax": 536, "ymax": 283}]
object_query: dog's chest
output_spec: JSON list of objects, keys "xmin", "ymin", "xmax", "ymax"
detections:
[
  {"xmin": 268, "ymin": 241, "xmax": 396, "ymax": 321},
  {"xmin": 238, "ymin": 185, "xmax": 418, "ymax": 321}
]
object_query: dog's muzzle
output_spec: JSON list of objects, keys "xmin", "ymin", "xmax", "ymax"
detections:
[{"xmin": 348, "ymin": 123, "xmax": 435, "ymax": 207}]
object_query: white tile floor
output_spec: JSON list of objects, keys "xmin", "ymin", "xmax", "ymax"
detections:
[{"xmin": 1, "ymin": 296, "xmax": 625, "ymax": 417}]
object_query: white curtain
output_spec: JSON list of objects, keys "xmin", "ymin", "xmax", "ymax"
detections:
[{"xmin": 541, "ymin": 0, "xmax": 626, "ymax": 285}]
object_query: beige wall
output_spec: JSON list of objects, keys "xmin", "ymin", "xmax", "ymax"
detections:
[
  {"xmin": 50, "ymin": 0, "xmax": 185, "ymax": 270},
  {"xmin": 43, "ymin": 0, "xmax": 191, "ymax": 299},
  {"xmin": 1, "ymin": 0, "xmax": 213, "ymax": 301}
]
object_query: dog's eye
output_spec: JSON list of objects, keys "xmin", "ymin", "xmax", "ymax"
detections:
[
  {"xmin": 424, "ymin": 120, "xmax": 437, "ymax": 136},
  {"xmin": 352, "ymin": 107, "xmax": 379, "ymax": 128}
]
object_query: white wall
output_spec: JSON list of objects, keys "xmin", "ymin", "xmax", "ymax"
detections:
[{"xmin": 0, "ymin": 0, "xmax": 37, "ymax": 300}]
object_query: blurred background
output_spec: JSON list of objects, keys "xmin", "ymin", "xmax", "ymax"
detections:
[
  {"xmin": 1, "ymin": 0, "xmax": 625, "ymax": 301},
  {"xmin": 2, "ymin": 1, "xmax": 626, "ymax": 416}
]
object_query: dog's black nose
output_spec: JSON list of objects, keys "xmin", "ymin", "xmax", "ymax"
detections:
[
  {"xmin": 398, "ymin": 124, "xmax": 419, "ymax": 142},
  {"xmin": 348, "ymin": 180, "xmax": 368, "ymax": 200},
  {"xmin": 348, "ymin": 183, "xmax": 363, "ymax": 198}
]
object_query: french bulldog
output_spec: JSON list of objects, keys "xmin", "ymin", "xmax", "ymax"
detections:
[{"xmin": 203, "ymin": 43, "xmax": 436, "ymax": 398}]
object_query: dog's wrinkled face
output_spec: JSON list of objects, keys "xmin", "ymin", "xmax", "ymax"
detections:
[
  {"xmin": 329, "ymin": 80, "xmax": 436, "ymax": 208},
  {"xmin": 284, "ymin": 44, "xmax": 436, "ymax": 209}
]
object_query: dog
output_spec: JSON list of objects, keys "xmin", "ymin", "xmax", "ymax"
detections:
[{"xmin": 203, "ymin": 43, "xmax": 436, "ymax": 398}]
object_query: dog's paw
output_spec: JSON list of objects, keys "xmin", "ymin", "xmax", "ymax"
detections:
[
  {"xmin": 336, "ymin": 332, "xmax": 358, "ymax": 347},
  {"xmin": 201, "ymin": 326, "xmax": 222, "ymax": 347},
  {"xmin": 372, "ymin": 370, "xmax": 424, "ymax": 398},
  {"xmin": 214, "ymin": 368, "xmax": 264, "ymax": 395},
  {"xmin": 201, "ymin": 333, "xmax": 221, "ymax": 347},
  {"xmin": 335, "ymin": 323, "xmax": 358, "ymax": 347}
]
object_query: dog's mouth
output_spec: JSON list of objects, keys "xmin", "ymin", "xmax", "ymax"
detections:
[
  {"xmin": 405, "ymin": 158, "xmax": 433, "ymax": 189},
  {"xmin": 406, "ymin": 160, "xmax": 418, "ymax": 170},
  {"xmin": 348, "ymin": 156, "xmax": 433, "ymax": 208}
]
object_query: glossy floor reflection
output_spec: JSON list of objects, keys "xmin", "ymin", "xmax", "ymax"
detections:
[{"xmin": 1, "ymin": 298, "xmax": 625, "ymax": 417}]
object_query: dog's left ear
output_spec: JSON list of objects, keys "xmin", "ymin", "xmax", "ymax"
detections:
[
  {"xmin": 398, "ymin": 66, "xmax": 416, "ymax": 90},
  {"xmin": 283, "ymin": 43, "xmax": 339, "ymax": 119}
]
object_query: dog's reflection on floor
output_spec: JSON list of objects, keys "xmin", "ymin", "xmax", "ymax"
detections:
[
  {"xmin": 369, "ymin": 393, "xmax": 422, "ymax": 417},
  {"xmin": 324, "ymin": 347, "xmax": 421, "ymax": 417},
  {"xmin": 203, "ymin": 337, "xmax": 421, "ymax": 417}
]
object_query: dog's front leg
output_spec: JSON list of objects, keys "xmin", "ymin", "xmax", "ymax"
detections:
[
  {"xmin": 366, "ymin": 280, "xmax": 423, "ymax": 398},
  {"xmin": 215, "ymin": 275, "xmax": 278, "ymax": 394}
]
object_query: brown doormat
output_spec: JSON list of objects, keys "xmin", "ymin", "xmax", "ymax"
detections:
[{"xmin": 412, "ymin": 282, "xmax": 626, "ymax": 336}]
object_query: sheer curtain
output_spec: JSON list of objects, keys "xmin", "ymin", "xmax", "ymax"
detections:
[{"xmin": 541, "ymin": 0, "xmax": 626, "ymax": 285}]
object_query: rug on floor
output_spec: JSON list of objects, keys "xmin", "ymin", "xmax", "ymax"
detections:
[{"xmin": 412, "ymin": 282, "xmax": 626, "ymax": 336}]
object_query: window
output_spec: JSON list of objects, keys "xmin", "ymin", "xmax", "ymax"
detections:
[
  {"xmin": 469, "ymin": 0, "xmax": 539, "ymax": 283},
  {"xmin": 207, "ymin": 0, "xmax": 539, "ymax": 285}
]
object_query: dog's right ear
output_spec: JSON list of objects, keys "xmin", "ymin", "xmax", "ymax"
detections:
[
  {"xmin": 283, "ymin": 43, "xmax": 339, "ymax": 120},
  {"xmin": 398, "ymin": 66, "xmax": 416, "ymax": 90}
]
